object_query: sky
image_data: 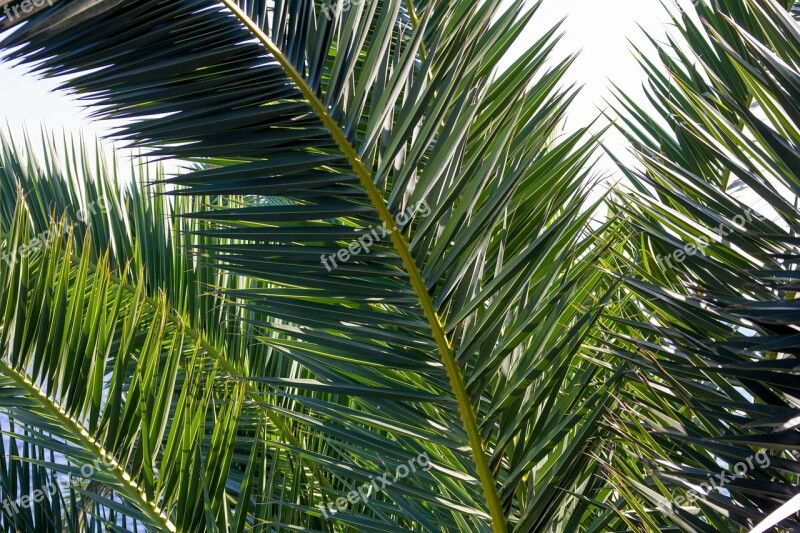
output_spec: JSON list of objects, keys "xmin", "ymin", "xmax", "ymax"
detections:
[
  {"xmin": 510, "ymin": 0, "xmax": 673, "ymax": 132},
  {"xmin": 0, "ymin": 0, "xmax": 687, "ymax": 175}
]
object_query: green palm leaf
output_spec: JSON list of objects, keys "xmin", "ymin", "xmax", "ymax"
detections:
[
  {"xmin": 0, "ymin": 200, "xmax": 252, "ymax": 531},
  {"xmin": 606, "ymin": 0, "xmax": 800, "ymax": 530},
  {"xmin": 0, "ymin": 0, "xmax": 618, "ymax": 530}
]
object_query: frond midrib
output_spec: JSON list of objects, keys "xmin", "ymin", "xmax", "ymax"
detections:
[
  {"xmin": 218, "ymin": 2, "xmax": 507, "ymax": 530},
  {"xmin": 78, "ymin": 255, "xmax": 336, "ymax": 496},
  {"xmin": 0, "ymin": 228, "xmax": 333, "ymax": 524},
  {"xmin": 0, "ymin": 357, "xmax": 176, "ymax": 532}
]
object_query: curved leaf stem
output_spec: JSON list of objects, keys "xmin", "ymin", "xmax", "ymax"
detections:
[
  {"xmin": 0, "ymin": 358, "xmax": 176, "ymax": 532},
  {"xmin": 219, "ymin": 2, "xmax": 507, "ymax": 530}
]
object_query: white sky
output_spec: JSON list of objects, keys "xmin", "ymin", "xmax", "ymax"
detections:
[
  {"xmin": 0, "ymin": 0, "xmax": 687, "ymax": 175},
  {"xmin": 514, "ymin": 0, "xmax": 673, "ymax": 130}
]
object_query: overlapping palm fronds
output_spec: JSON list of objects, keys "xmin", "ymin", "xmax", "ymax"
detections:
[
  {"xmin": 0, "ymin": 1, "xmax": 623, "ymax": 531},
  {"xmin": 605, "ymin": 0, "xmax": 800, "ymax": 530},
  {"xmin": 12, "ymin": 0, "xmax": 800, "ymax": 530}
]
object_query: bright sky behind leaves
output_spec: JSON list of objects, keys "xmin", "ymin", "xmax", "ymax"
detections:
[{"xmin": 0, "ymin": 0, "xmax": 694, "ymax": 174}]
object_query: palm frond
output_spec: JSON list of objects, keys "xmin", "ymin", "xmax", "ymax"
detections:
[
  {"xmin": 0, "ymin": 0, "xmax": 619, "ymax": 530},
  {"xmin": 607, "ymin": 0, "xmax": 800, "ymax": 529},
  {"xmin": 0, "ymin": 198, "xmax": 252, "ymax": 531}
]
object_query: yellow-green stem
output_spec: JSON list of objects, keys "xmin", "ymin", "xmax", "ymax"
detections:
[
  {"xmin": 220, "ymin": 2, "xmax": 507, "ymax": 530},
  {"xmin": 0, "ymin": 358, "xmax": 176, "ymax": 531}
]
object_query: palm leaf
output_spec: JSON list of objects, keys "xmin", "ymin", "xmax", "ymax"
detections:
[
  {"xmin": 606, "ymin": 0, "xmax": 800, "ymax": 529},
  {"xmin": 0, "ymin": 198, "xmax": 252, "ymax": 531},
  {"xmin": 0, "ymin": 0, "xmax": 619, "ymax": 530}
]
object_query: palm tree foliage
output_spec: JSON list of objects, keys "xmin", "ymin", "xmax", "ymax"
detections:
[
  {"xmin": 0, "ymin": 0, "xmax": 621, "ymax": 531},
  {"xmin": 604, "ymin": 0, "xmax": 800, "ymax": 530},
  {"xmin": 1, "ymin": 0, "xmax": 799, "ymax": 531}
]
